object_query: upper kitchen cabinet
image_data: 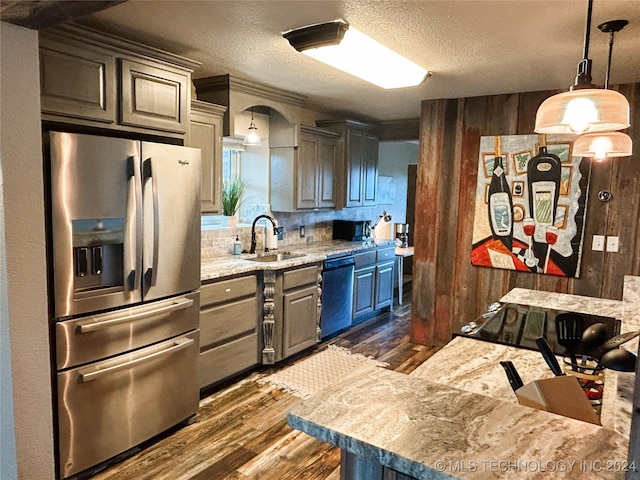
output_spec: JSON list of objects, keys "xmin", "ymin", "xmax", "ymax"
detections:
[
  {"xmin": 316, "ymin": 119, "xmax": 380, "ymax": 208},
  {"xmin": 120, "ymin": 59, "xmax": 190, "ymax": 133},
  {"xmin": 39, "ymin": 24, "xmax": 199, "ymax": 138},
  {"xmin": 39, "ymin": 35, "xmax": 117, "ymax": 124},
  {"xmin": 271, "ymin": 125, "xmax": 340, "ymax": 211},
  {"xmin": 193, "ymin": 74, "xmax": 305, "ymax": 141},
  {"xmin": 186, "ymin": 100, "xmax": 227, "ymax": 213}
]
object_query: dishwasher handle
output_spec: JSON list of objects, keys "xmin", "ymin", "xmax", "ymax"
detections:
[{"xmin": 323, "ymin": 256, "xmax": 355, "ymax": 271}]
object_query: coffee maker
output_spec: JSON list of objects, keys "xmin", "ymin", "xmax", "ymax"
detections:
[{"xmin": 395, "ymin": 223, "xmax": 409, "ymax": 248}]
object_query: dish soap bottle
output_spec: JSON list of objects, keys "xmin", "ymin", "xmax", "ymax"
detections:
[{"xmin": 233, "ymin": 235, "xmax": 242, "ymax": 255}]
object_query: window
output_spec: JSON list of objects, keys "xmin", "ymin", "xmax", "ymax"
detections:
[{"xmin": 222, "ymin": 138, "xmax": 244, "ymax": 181}]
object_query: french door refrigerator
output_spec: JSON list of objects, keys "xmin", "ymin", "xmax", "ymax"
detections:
[{"xmin": 47, "ymin": 131, "xmax": 202, "ymax": 479}]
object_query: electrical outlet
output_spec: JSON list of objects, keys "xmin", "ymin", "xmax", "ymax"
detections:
[
  {"xmin": 606, "ymin": 236, "xmax": 619, "ymax": 252},
  {"xmin": 592, "ymin": 235, "xmax": 605, "ymax": 251},
  {"xmin": 299, "ymin": 225, "xmax": 305, "ymax": 238}
]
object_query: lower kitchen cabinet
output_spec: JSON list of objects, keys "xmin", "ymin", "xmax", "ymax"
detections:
[
  {"xmin": 198, "ymin": 274, "xmax": 259, "ymax": 389},
  {"xmin": 375, "ymin": 246, "xmax": 395, "ymax": 310},
  {"xmin": 282, "ymin": 284, "xmax": 319, "ymax": 359},
  {"xmin": 261, "ymin": 263, "xmax": 322, "ymax": 364},
  {"xmin": 353, "ymin": 245, "xmax": 394, "ymax": 322},
  {"xmin": 353, "ymin": 265, "xmax": 375, "ymax": 319}
]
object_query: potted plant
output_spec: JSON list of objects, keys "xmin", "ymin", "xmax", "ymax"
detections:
[{"xmin": 222, "ymin": 177, "xmax": 245, "ymax": 226}]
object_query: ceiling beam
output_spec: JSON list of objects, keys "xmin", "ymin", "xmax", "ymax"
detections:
[
  {"xmin": 0, "ymin": 0, "xmax": 126, "ymax": 30},
  {"xmin": 379, "ymin": 118, "xmax": 421, "ymax": 142}
]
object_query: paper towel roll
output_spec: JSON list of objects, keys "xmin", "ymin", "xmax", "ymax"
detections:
[{"xmin": 265, "ymin": 224, "xmax": 278, "ymax": 250}]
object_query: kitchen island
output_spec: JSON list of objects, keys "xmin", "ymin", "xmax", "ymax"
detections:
[
  {"xmin": 288, "ymin": 364, "xmax": 629, "ymax": 479},
  {"xmin": 287, "ymin": 277, "xmax": 640, "ymax": 479}
]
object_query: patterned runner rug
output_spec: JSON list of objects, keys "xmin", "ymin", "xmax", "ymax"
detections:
[{"xmin": 259, "ymin": 345, "xmax": 388, "ymax": 399}]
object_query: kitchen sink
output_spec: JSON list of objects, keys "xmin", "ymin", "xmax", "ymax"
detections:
[{"xmin": 246, "ymin": 252, "xmax": 305, "ymax": 262}]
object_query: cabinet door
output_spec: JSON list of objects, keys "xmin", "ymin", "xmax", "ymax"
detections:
[
  {"xmin": 375, "ymin": 260, "xmax": 395, "ymax": 309},
  {"xmin": 40, "ymin": 39, "xmax": 116, "ymax": 124},
  {"xmin": 120, "ymin": 59, "xmax": 189, "ymax": 133},
  {"xmin": 317, "ymin": 136, "xmax": 337, "ymax": 208},
  {"xmin": 353, "ymin": 266, "xmax": 375, "ymax": 319},
  {"xmin": 346, "ymin": 129, "xmax": 364, "ymax": 207},
  {"xmin": 282, "ymin": 285, "xmax": 318, "ymax": 358},
  {"xmin": 297, "ymin": 135, "xmax": 319, "ymax": 209},
  {"xmin": 187, "ymin": 108, "xmax": 223, "ymax": 213},
  {"xmin": 363, "ymin": 133, "xmax": 379, "ymax": 206}
]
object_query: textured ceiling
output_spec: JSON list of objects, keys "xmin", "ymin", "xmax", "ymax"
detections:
[{"xmin": 75, "ymin": 0, "xmax": 640, "ymax": 122}]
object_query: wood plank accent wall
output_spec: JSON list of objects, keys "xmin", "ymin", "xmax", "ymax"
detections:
[{"xmin": 411, "ymin": 83, "xmax": 640, "ymax": 346}]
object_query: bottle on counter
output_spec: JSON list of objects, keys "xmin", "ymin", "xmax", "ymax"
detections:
[{"xmin": 233, "ymin": 235, "xmax": 242, "ymax": 255}]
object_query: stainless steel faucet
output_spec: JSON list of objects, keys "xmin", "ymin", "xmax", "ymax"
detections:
[{"xmin": 250, "ymin": 214, "xmax": 278, "ymax": 254}]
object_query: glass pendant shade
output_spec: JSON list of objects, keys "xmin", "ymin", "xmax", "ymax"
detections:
[
  {"xmin": 573, "ymin": 131, "xmax": 633, "ymax": 161},
  {"xmin": 242, "ymin": 122, "xmax": 261, "ymax": 146},
  {"xmin": 243, "ymin": 107, "xmax": 262, "ymax": 146},
  {"xmin": 535, "ymin": 88, "xmax": 630, "ymax": 134}
]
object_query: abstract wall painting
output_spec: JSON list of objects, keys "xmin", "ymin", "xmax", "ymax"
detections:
[{"xmin": 471, "ymin": 134, "xmax": 590, "ymax": 278}]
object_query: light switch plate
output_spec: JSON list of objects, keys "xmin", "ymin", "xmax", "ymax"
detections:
[
  {"xmin": 606, "ymin": 236, "xmax": 619, "ymax": 252},
  {"xmin": 592, "ymin": 235, "xmax": 605, "ymax": 251}
]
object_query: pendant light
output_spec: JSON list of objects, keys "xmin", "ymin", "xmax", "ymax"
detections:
[
  {"xmin": 534, "ymin": 0, "xmax": 630, "ymax": 135},
  {"xmin": 573, "ymin": 19, "xmax": 633, "ymax": 161},
  {"xmin": 243, "ymin": 107, "xmax": 262, "ymax": 146},
  {"xmin": 573, "ymin": 131, "xmax": 632, "ymax": 161}
]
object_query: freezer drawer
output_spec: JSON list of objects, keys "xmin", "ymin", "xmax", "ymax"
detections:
[
  {"xmin": 56, "ymin": 292, "xmax": 199, "ymax": 370},
  {"xmin": 57, "ymin": 330, "xmax": 199, "ymax": 479}
]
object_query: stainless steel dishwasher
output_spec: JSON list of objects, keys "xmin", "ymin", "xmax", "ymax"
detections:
[{"xmin": 321, "ymin": 254, "xmax": 355, "ymax": 338}]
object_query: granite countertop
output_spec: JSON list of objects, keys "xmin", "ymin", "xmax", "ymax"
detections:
[
  {"xmin": 201, "ymin": 239, "xmax": 396, "ymax": 282},
  {"xmin": 497, "ymin": 282, "xmax": 640, "ymax": 439},
  {"xmin": 287, "ymin": 279, "xmax": 640, "ymax": 479},
  {"xmin": 288, "ymin": 365, "xmax": 629, "ymax": 479},
  {"xmin": 410, "ymin": 336, "xmax": 632, "ymax": 435}
]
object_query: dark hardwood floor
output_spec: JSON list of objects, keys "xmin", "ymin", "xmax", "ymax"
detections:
[{"xmin": 90, "ymin": 287, "xmax": 439, "ymax": 480}]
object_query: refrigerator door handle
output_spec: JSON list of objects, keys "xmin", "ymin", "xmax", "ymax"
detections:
[
  {"xmin": 77, "ymin": 297, "xmax": 195, "ymax": 333},
  {"xmin": 126, "ymin": 156, "xmax": 141, "ymax": 290},
  {"xmin": 79, "ymin": 337, "xmax": 195, "ymax": 382},
  {"xmin": 142, "ymin": 157, "xmax": 159, "ymax": 290}
]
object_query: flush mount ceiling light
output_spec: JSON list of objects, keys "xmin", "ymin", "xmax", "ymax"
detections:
[
  {"xmin": 283, "ymin": 20, "xmax": 429, "ymax": 89},
  {"xmin": 534, "ymin": 0, "xmax": 630, "ymax": 135},
  {"xmin": 573, "ymin": 18, "xmax": 632, "ymax": 160},
  {"xmin": 242, "ymin": 107, "xmax": 262, "ymax": 146}
]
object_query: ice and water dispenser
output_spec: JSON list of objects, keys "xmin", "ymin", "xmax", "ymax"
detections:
[{"xmin": 72, "ymin": 218, "xmax": 125, "ymax": 294}]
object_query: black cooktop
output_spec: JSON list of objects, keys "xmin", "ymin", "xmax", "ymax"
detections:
[{"xmin": 457, "ymin": 303, "xmax": 621, "ymax": 356}]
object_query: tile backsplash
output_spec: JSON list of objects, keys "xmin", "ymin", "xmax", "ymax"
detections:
[{"xmin": 201, "ymin": 202, "xmax": 387, "ymax": 260}]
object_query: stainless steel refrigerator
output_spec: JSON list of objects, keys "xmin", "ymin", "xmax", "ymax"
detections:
[{"xmin": 47, "ymin": 131, "xmax": 202, "ymax": 479}]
